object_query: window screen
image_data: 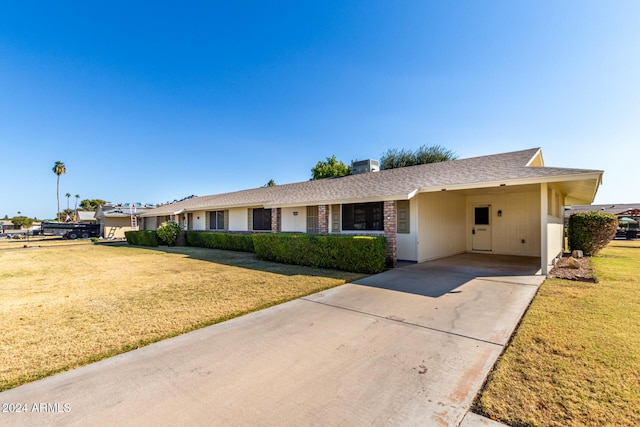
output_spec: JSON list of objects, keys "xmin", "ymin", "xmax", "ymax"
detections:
[{"xmin": 342, "ymin": 202, "xmax": 383, "ymax": 231}]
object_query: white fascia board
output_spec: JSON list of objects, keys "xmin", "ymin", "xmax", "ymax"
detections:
[
  {"xmin": 263, "ymin": 193, "xmax": 416, "ymax": 209},
  {"xmin": 418, "ymin": 172, "xmax": 603, "ymax": 193},
  {"xmin": 183, "ymin": 203, "xmax": 263, "ymax": 212},
  {"xmin": 140, "ymin": 208, "xmax": 184, "ymax": 217}
]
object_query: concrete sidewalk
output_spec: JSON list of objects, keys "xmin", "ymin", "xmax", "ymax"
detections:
[{"xmin": 0, "ymin": 254, "xmax": 544, "ymax": 426}]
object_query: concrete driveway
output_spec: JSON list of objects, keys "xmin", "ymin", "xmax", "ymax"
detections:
[{"xmin": 0, "ymin": 253, "xmax": 544, "ymax": 426}]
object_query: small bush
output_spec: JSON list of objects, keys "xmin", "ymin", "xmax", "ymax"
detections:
[
  {"xmin": 185, "ymin": 231, "xmax": 255, "ymax": 253},
  {"xmin": 252, "ymin": 234, "xmax": 386, "ymax": 274},
  {"xmin": 125, "ymin": 230, "xmax": 160, "ymax": 247},
  {"xmin": 156, "ymin": 221, "xmax": 182, "ymax": 246},
  {"xmin": 568, "ymin": 212, "xmax": 618, "ymax": 256}
]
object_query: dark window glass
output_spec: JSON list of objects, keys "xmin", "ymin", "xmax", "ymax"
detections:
[
  {"xmin": 474, "ymin": 207, "xmax": 490, "ymax": 225},
  {"xmin": 253, "ymin": 208, "xmax": 272, "ymax": 231},
  {"xmin": 209, "ymin": 211, "xmax": 225, "ymax": 230},
  {"xmin": 216, "ymin": 211, "xmax": 224, "ymax": 230},
  {"xmin": 342, "ymin": 202, "xmax": 383, "ymax": 231}
]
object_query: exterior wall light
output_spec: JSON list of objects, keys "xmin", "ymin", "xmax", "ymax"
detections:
[{"xmin": 497, "ymin": 210, "xmax": 503, "ymax": 217}]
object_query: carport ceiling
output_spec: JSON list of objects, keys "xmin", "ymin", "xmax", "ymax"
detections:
[{"xmin": 435, "ymin": 179, "xmax": 599, "ymax": 205}]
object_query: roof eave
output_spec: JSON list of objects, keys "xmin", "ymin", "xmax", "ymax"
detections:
[
  {"xmin": 417, "ymin": 171, "xmax": 603, "ymax": 195},
  {"xmin": 264, "ymin": 193, "xmax": 416, "ymax": 209}
]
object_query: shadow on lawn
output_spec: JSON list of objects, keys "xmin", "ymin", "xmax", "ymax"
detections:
[{"xmin": 122, "ymin": 244, "xmax": 366, "ymax": 281}]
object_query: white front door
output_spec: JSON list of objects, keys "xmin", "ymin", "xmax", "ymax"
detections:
[{"xmin": 472, "ymin": 205, "xmax": 492, "ymax": 251}]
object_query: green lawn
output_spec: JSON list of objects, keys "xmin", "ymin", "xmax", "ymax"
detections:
[{"xmin": 475, "ymin": 240, "xmax": 640, "ymax": 426}]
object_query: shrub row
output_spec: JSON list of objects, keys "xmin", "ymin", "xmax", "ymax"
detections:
[
  {"xmin": 184, "ymin": 231, "xmax": 255, "ymax": 253},
  {"xmin": 126, "ymin": 231, "xmax": 387, "ymax": 274},
  {"xmin": 252, "ymin": 233, "xmax": 386, "ymax": 274},
  {"xmin": 124, "ymin": 230, "xmax": 160, "ymax": 247},
  {"xmin": 568, "ymin": 211, "xmax": 618, "ymax": 256}
]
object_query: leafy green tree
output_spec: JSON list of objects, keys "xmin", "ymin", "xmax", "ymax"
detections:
[
  {"xmin": 156, "ymin": 221, "xmax": 182, "ymax": 246},
  {"xmin": 311, "ymin": 155, "xmax": 352, "ymax": 180},
  {"xmin": 414, "ymin": 145, "xmax": 458, "ymax": 164},
  {"xmin": 379, "ymin": 148, "xmax": 416, "ymax": 169},
  {"xmin": 264, "ymin": 179, "xmax": 276, "ymax": 187},
  {"xmin": 3, "ymin": 215, "xmax": 8, "ymax": 220},
  {"xmin": 11, "ymin": 216, "xmax": 33, "ymax": 229},
  {"xmin": 52, "ymin": 161, "xmax": 66, "ymax": 222},
  {"xmin": 79, "ymin": 199, "xmax": 109, "ymax": 211},
  {"xmin": 380, "ymin": 145, "xmax": 458, "ymax": 170}
]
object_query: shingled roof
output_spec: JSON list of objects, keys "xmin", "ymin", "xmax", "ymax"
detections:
[{"xmin": 142, "ymin": 148, "xmax": 603, "ymax": 217}]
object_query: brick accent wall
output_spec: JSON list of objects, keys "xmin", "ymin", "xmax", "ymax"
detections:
[
  {"xmin": 175, "ymin": 230, "xmax": 186, "ymax": 246},
  {"xmin": 271, "ymin": 208, "xmax": 281, "ymax": 232},
  {"xmin": 383, "ymin": 200, "xmax": 397, "ymax": 267},
  {"xmin": 318, "ymin": 205, "xmax": 329, "ymax": 234}
]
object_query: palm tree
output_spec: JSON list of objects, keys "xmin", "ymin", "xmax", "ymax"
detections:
[
  {"xmin": 74, "ymin": 194, "xmax": 80, "ymax": 219},
  {"xmin": 52, "ymin": 161, "xmax": 66, "ymax": 222},
  {"xmin": 65, "ymin": 193, "xmax": 71, "ymax": 211}
]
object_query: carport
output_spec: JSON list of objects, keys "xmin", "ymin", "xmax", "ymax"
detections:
[{"xmin": 397, "ymin": 175, "xmax": 600, "ymax": 275}]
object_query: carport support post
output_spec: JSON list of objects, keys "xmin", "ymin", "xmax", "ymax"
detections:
[
  {"xmin": 384, "ymin": 201, "xmax": 397, "ymax": 268},
  {"xmin": 540, "ymin": 183, "xmax": 548, "ymax": 275}
]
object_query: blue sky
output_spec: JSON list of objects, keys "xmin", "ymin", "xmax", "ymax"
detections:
[{"xmin": 1, "ymin": 1, "xmax": 638, "ymax": 219}]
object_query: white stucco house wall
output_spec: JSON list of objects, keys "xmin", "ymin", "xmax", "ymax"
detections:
[{"xmin": 139, "ymin": 148, "xmax": 603, "ymax": 274}]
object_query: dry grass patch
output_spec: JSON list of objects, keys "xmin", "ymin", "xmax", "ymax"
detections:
[
  {"xmin": 0, "ymin": 244, "xmax": 365, "ymax": 391},
  {"xmin": 475, "ymin": 240, "xmax": 640, "ymax": 426},
  {"xmin": 0, "ymin": 235, "xmax": 95, "ymax": 250}
]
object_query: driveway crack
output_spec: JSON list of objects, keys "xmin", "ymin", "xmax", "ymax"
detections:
[{"xmin": 300, "ymin": 298, "xmax": 503, "ymax": 347}]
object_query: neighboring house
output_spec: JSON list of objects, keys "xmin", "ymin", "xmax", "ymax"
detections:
[
  {"xmin": 96, "ymin": 203, "xmax": 156, "ymax": 239},
  {"xmin": 564, "ymin": 203, "xmax": 640, "ymax": 219},
  {"xmin": 0, "ymin": 220, "xmax": 19, "ymax": 234},
  {"xmin": 0, "ymin": 220, "xmax": 41, "ymax": 236},
  {"xmin": 139, "ymin": 148, "xmax": 603, "ymax": 274},
  {"xmin": 565, "ymin": 203, "xmax": 640, "ymax": 237},
  {"xmin": 77, "ymin": 211, "xmax": 97, "ymax": 224}
]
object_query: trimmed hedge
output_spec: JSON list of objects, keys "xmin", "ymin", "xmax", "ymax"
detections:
[
  {"xmin": 128, "ymin": 230, "xmax": 386, "ymax": 274},
  {"xmin": 568, "ymin": 211, "xmax": 618, "ymax": 256},
  {"xmin": 252, "ymin": 233, "xmax": 386, "ymax": 274},
  {"xmin": 185, "ymin": 231, "xmax": 255, "ymax": 253},
  {"xmin": 125, "ymin": 230, "xmax": 160, "ymax": 247}
]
